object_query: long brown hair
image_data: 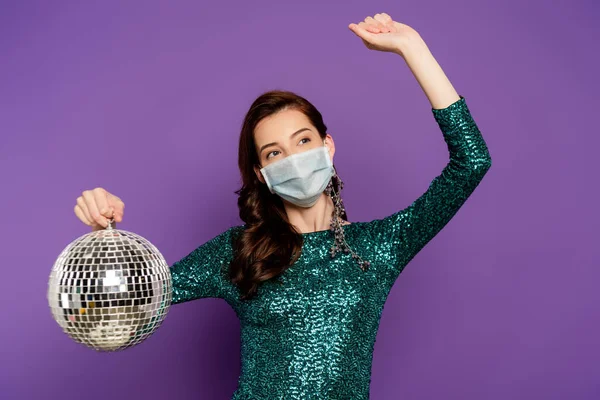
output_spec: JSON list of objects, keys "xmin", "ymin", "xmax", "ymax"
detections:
[{"xmin": 229, "ymin": 90, "xmax": 346, "ymax": 300}]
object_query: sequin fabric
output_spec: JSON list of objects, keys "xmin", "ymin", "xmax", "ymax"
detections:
[{"xmin": 170, "ymin": 95, "xmax": 492, "ymax": 399}]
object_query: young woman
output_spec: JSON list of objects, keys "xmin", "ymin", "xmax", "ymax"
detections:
[{"xmin": 74, "ymin": 12, "xmax": 492, "ymax": 400}]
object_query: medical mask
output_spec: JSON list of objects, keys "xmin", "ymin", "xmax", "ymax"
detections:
[{"xmin": 260, "ymin": 143, "xmax": 334, "ymax": 208}]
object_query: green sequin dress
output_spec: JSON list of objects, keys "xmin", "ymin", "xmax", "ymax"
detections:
[{"xmin": 169, "ymin": 96, "xmax": 492, "ymax": 399}]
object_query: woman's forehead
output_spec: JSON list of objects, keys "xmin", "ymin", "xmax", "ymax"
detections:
[{"xmin": 254, "ymin": 109, "xmax": 314, "ymax": 142}]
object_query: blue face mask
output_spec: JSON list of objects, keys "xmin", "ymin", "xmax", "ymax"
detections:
[{"xmin": 260, "ymin": 143, "xmax": 334, "ymax": 208}]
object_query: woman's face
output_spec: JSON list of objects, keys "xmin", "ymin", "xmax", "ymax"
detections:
[{"xmin": 253, "ymin": 108, "xmax": 335, "ymax": 183}]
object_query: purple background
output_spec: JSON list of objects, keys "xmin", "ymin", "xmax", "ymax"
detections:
[{"xmin": 1, "ymin": 1, "xmax": 598, "ymax": 399}]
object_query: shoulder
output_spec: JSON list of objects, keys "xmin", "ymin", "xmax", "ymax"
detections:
[
  {"xmin": 228, "ymin": 224, "xmax": 246, "ymax": 239},
  {"xmin": 222, "ymin": 224, "xmax": 246, "ymax": 251},
  {"xmin": 211, "ymin": 224, "xmax": 245, "ymax": 238},
  {"xmin": 194, "ymin": 224, "xmax": 245, "ymax": 255}
]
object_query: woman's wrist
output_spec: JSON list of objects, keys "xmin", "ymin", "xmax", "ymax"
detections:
[{"xmin": 393, "ymin": 32, "xmax": 427, "ymax": 59}]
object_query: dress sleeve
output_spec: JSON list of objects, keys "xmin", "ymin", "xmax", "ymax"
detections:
[
  {"xmin": 367, "ymin": 95, "xmax": 492, "ymax": 287},
  {"xmin": 169, "ymin": 226, "xmax": 239, "ymax": 305}
]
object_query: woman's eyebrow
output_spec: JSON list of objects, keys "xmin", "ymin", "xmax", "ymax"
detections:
[{"xmin": 259, "ymin": 128, "xmax": 312, "ymax": 154}]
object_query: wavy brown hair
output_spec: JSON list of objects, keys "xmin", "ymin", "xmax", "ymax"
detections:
[{"xmin": 229, "ymin": 90, "xmax": 346, "ymax": 300}]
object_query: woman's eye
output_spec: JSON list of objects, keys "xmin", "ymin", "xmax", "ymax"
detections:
[{"xmin": 266, "ymin": 138, "xmax": 310, "ymax": 160}]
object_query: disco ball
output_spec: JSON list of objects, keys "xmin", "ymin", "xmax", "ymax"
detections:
[{"xmin": 48, "ymin": 219, "xmax": 172, "ymax": 351}]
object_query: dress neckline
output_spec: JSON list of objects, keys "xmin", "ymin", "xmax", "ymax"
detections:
[{"xmin": 299, "ymin": 222, "xmax": 357, "ymax": 237}]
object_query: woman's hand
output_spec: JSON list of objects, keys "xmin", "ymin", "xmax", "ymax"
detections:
[
  {"xmin": 349, "ymin": 12, "xmax": 459, "ymax": 111},
  {"xmin": 74, "ymin": 187, "xmax": 125, "ymax": 231},
  {"xmin": 348, "ymin": 13, "xmax": 423, "ymax": 57}
]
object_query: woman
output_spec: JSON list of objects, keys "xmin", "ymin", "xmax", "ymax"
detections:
[{"xmin": 74, "ymin": 13, "xmax": 492, "ymax": 400}]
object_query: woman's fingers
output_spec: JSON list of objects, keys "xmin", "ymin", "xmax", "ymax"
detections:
[
  {"xmin": 358, "ymin": 21, "xmax": 378, "ymax": 35},
  {"xmin": 74, "ymin": 204, "xmax": 92, "ymax": 226},
  {"xmin": 76, "ymin": 196, "xmax": 96, "ymax": 226},
  {"xmin": 82, "ymin": 189, "xmax": 108, "ymax": 227},
  {"xmin": 375, "ymin": 13, "xmax": 393, "ymax": 25},
  {"xmin": 350, "ymin": 23, "xmax": 376, "ymax": 43},
  {"xmin": 365, "ymin": 16, "xmax": 387, "ymax": 33},
  {"xmin": 92, "ymin": 187, "xmax": 111, "ymax": 217},
  {"xmin": 107, "ymin": 193, "xmax": 125, "ymax": 223},
  {"xmin": 74, "ymin": 188, "xmax": 125, "ymax": 229},
  {"xmin": 352, "ymin": 13, "xmax": 394, "ymax": 36},
  {"xmin": 373, "ymin": 14, "xmax": 392, "ymax": 31}
]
